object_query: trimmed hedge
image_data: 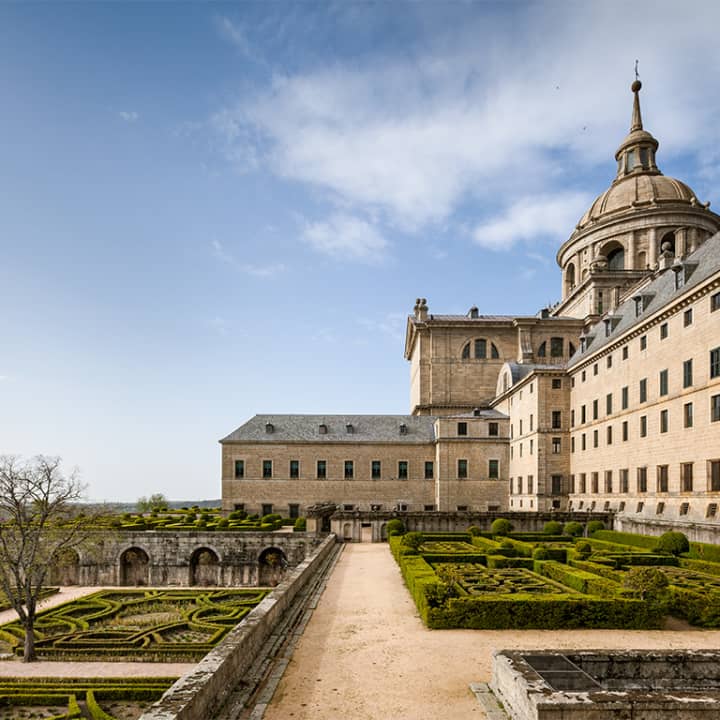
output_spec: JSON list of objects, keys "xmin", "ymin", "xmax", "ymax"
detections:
[
  {"xmin": 680, "ymin": 558, "xmax": 720, "ymax": 577},
  {"xmin": 591, "ymin": 530, "xmax": 659, "ymax": 550},
  {"xmin": 687, "ymin": 542, "xmax": 720, "ymax": 564},
  {"xmin": 538, "ymin": 561, "xmax": 622, "ymax": 598}
]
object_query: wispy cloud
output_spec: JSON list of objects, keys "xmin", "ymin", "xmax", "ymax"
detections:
[
  {"xmin": 119, "ymin": 111, "xmax": 139, "ymax": 123},
  {"xmin": 358, "ymin": 312, "xmax": 406, "ymax": 342},
  {"xmin": 209, "ymin": 317, "xmax": 228, "ymax": 337},
  {"xmin": 211, "ymin": 239, "xmax": 286, "ymax": 276},
  {"xmin": 214, "ymin": 16, "xmax": 264, "ymax": 64},
  {"xmin": 302, "ymin": 214, "xmax": 387, "ymax": 262}
]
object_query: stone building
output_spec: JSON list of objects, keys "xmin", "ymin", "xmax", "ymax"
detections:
[{"xmin": 222, "ymin": 81, "xmax": 720, "ymax": 537}]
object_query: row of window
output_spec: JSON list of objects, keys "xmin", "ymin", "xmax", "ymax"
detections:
[
  {"xmin": 572, "ymin": 498, "xmax": 720, "ymax": 519},
  {"xmin": 509, "ymin": 474, "xmax": 564, "ymax": 495},
  {"xmin": 232, "ymin": 502, "xmax": 502, "ymax": 514},
  {"xmin": 457, "ymin": 421, "xmax": 499, "ymax": 436},
  {"xmin": 572, "ymin": 395, "xmax": 720, "ymax": 452},
  {"xmin": 570, "ymin": 460, "xmax": 720, "ymax": 495},
  {"xmin": 573, "ymin": 350, "xmax": 720, "ymax": 427},
  {"xmin": 511, "ymin": 410, "xmax": 563, "ymax": 438},
  {"xmin": 234, "ymin": 459, "xmax": 501, "ymax": 480},
  {"xmin": 575, "ymin": 291, "xmax": 720, "ymax": 383}
]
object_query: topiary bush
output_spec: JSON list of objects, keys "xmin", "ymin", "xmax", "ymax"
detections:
[
  {"xmin": 402, "ymin": 531, "xmax": 425, "ymax": 551},
  {"xmin": 533, "ymin": 547, "xmax": 550, "ymax": 560},
  {"xmin": 576, "ymin": 541, "xmax": 592, "ymax": 558},
  {"xmin": 467, "ymin": 525, "xmax": 482, "ymax": 536},
  {"xmin": 623, "ymin": 567, "xmax": 670, "ymax": 612},
  {"xmin": 293, "ymin": 517, "xmax": 307, "ymax": 531},
  {"xmin": 654, "ymin": 531, "xmax": 690, "ymax": 556},
  {"xmin": 587, "ymin": 520, "xmax": 605, "ymax": 535},
  {"xmin": 386, "ymin": 519, "xmax": 405, "ymax": 536},
  {"xmin": 543, "ymin": 521, "xmax": 563, "ymax": 535},
  {"xmin": 563, "ymin": 521, "xmax": 584, "ymax": 537},
  {"xmin": 491, "ymin": 518, "xmax": 512, "ymax": 536}
]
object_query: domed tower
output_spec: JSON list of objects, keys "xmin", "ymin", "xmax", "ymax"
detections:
[{"xmin": 554, "ymin": 80, "xmax": 720, "ymax": 320}]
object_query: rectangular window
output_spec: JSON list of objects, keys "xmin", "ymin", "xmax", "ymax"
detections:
[
  {"xmin": 457, "ymin": 459, "xmax": 468, "ymax": 479},
  {"xmin": 684, "ymin": 402, "xmax": 693, "ymax": 428},
  {"xmin": 550, "ymin": 337, "xmax": 564, "ymax": 357},
  {"xmin": 657, "ymin": 465, "xmax": 669, "ymax": 493},
  {"xmin": 593, "ymin": 429, "xmax": 599, "ymax": 448},
  {"xmin": 571, "ymin": 409, "xmax": 575, "ymax": 427},
  {"xmin": 424, "ymin": 461, "xmax": 434, "ymax": 479},
  {"xmin": 488, "ymin": 459, "xmax": 499, "ymax": 479},
  {"xmin": 620, "ymin": 468, "xmax": 629, "ymax": 493},
  {"xmin": 591, "ymin": 472, "xmax": 599, "ymax": 494},
  {"xmin": 571, "ymin": 436, "xmax": 576, "ymax": 453},
  {"xmin": 639, "ymin": 378, "xmax": 647, "ymax": 403},
  {"xmin": 530, "ymin": 439, "xmax": 534, "ymax": 454},
  {"xmin": 457, "ymin": 421, "xmax": 468, "ymax": 436},
  {"xmin": 290, "ymin": 460, "xmax": 299, "ymax": 478},
  {"xmin": 607, "ymin": 354, "xmax": 613, "ymax": 368},
  {"xmin": 552, "ymin": 378, "xmax": 562, "ymax": 389},
  {"xmin": 640, "ymin": 335, "xmax": 647, "ymax": 350},
  {"xmin": 579, "ymin": 473, "xmax": 586, "ymax": 493},
  {"xmin": 234, "ymin": 460, "xmax": 244, "ymax": 479},
  {"xmin": 582, "ymin": 370, "xmax": 586, "ymax": 382},
  {"xmin": 474, "ymin": 338, "xmax": 487, "ymax": 358},
  {"xmin": 262, "ymin": 460, "xmax": 272, "ymax": 478},
  {"xmin": 660, "ymin": 409, "xmax": 669, "ymax": 433},
  {"xmin": 637, "ymin": 467, "xmax": 647, "ymax": 493},
  {"xmin": 684, "ymin": 308, "xmax": 693, "ymax": 326},
  {"xmin": 711, "ymin": 292, "xmax": 720, "ymax": 312},
  {"xmin": 261, "ymin": 503, "xmax": 273, "ymax": 516},
  {"xmin": 552, "ymin": 437, "xmax": 561, "ymax": 454},
  {"xmin": 681, "ymin": 463, "xmax": 694, "ymax": 492},
  {"xmin": 581, "ymin": 433, "xmax": 586, "ymax": 450},
  {"xmin": 708, "ymin": 503, "xmax": 718, "ymax": 518},
  {"xmin": 317, "ymin": 460, "xmax": 326, "ymax": 479},
  {"xmin": 622, "ymin": 386, "xmax": 629, "ymax": 410},
  {"xmin": 683, "ymin": 359, "xmax": 693, "ymax": 388},
  {"xmin": 372, "ymin": 460, "xmax": 381, "ymax": 479},
  {"xmin": 656, "ymin": 502, "xmax": 665, "ymax": 515},
  {"xmin": 659, "ymin": 369, "xmax": 668, "ymax": 396},
  {"xmin": 529, "ymin": 414, "xmax": 534, "ymax": 432},
  {"xmin": 398, "ymin": 461, "xmax": 408, "ymax": 479},
  {"xmin": 488, "ymin": 422, "xmax": 499, "ymax": 436},
  {"xmin": 509, "ymin": 477, "xmax": 514, "ymax": 494},
  {"xmin": 712, "ymin": 395, "xmax": 720, "ymax": 423},
  {"xmin": 593, "ymin": 399, "xmax": 598, "ymax": 420},
  {"xmin": 288, "ymin": 503, "xmax": 300, "ymax": 519},
  {"xmin": 342, "ymin": 504, "xmax": 355, "ymax": 511},
  {"xmin": 528, "ymin": 475, "xmax": 534, "ymax": 493},
  {"xmin": 605, "ymin": 470, "xmax": 613, "ymax": 494},
  {"xmin": 606, "ymin": 425, "xmax": 613, "ymax": 445},
  {"xmin": 517, "ymin": 477, "xmax": 523, "ymax": 493},
  {"xmin": 551, "ymin": 410, "xmax": 561, "ymax": 429},
  {"xmin": 424, "ymin": 504, "xmax": 435, "ymax": 511},
  {"xmin": 551, "ymin": 475, "xmax": 562, "ymax": 495},
  {"xmin": 711, "ymin": 348, "xmax": 720, "ymax": 379},
  {"xmin": 710, "ymin": 460, "xmax": 720, "ymax": 492},
  {"xmin": 640, "ymin": 415, "xmax": 647, "ymax": 438},
  {"xmin": 581, "ymin": 405, "xmax": 587, "ymax": 423},
  {"xmin": 660, "ymin": 322, "xmax": 668, "ymax": 339},
  {"xmin": 679, "ymin": 502, "xmax": 689, "ymax": 516},
  {"xmin": 622, "ymin": 345, "xmax": 629, "ymax": 360},
  {"xmin": 622, "ymin": 420, "xmax": 628, "ymax": 441},
  {"xmin": 233, "ymin": 503, "xmax": 245, "ymax": 511},
  {"xmin": 606, "ymin": 393, "xmax": 613, "ymax": 415},
  {"xmin": 593, "ymin": 363, "xmax": 598, "ymax": 376},
  {"xmin": 344, "ymin": 460, "xmax": 354, "ymax": 479}
]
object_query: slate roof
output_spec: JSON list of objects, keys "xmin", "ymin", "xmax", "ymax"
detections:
[
  {"xmin": 220, "ymin": 414, "xmax": 438, "ymax": 444},
  {"xmin": 504, "ymin": 362, "xmax": 568, "ymax": 386},
  {"xmin": 569, "ymin": 231, "xmax": 720, "ymax": 366}
]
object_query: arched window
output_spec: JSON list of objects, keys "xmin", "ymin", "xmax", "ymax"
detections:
[
  {"xmin": 569, "ymin": 342, "xmax": 576, "ymax": 356},
  {"xmin": 461, "ymin": 339, "xmax": 500, "ymax": 360},
  {"xmin": 607, "ymin": 247, "xmax": 625, "ymax": 271},
  {"xmin": 660, "ymin": 231, "xmax": 676, "ymax": 257},
  {"xmin": 565, "ymin": 263, "xmax": 576, "ymax": 290},
  {"xmin": 537, "ymin": 341, "xmax": 546, "ymax": 357}
]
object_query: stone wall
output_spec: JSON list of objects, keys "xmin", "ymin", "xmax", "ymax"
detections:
[{"xmin": 138, "ymin": 534, "xmax": 337, "ymax": 720}]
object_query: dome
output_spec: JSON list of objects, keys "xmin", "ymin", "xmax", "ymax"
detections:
[{"xmin": 577, "ymin": 173, "xmax": 700, "ymax": 230}]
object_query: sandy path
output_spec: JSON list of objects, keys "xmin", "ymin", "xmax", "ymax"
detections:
[
  {"xmin": 264, "ymin": 543, "xmax": 720, "ymax": 720},
  {"xmin": 0, "ymin": 586, "xmax": 193, "ymax": 678}
]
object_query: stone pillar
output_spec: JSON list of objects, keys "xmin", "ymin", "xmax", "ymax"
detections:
[
  {"xmin": 627, "ymin": 230, "xmax": 636, "ymax": 269},
  {"xmin": 676, "ymin": 227, "xmax": 687, "ymax": 257},
  {"xmin": 649, "ymin": 227, "xmax": 658, "ymax": 269}
]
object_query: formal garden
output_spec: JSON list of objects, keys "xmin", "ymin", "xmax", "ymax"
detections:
[
  {"xmin": 0, "ymin": 677, "xmax": 177, "ymax": 720},
  {"xmin": 388, "ymin": 518, "xmax": 720, "ymax": 629},
  {"xmin": 0, "ymin": 588, "xmax": 268, "ymax": 662}
]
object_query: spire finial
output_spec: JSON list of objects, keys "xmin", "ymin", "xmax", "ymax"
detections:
[{"xmin": 630, "ymin": 61, "xmax": 643, "ymax": 132}]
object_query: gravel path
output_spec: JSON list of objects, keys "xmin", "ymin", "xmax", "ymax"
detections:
[{"xmin": 264, "ymin": 543, "xmax": 720, "ymax": 720}]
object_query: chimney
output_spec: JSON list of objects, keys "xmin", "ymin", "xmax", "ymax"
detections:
[{"xmin": 414, "ymin": 298, "xmax": 428, "ymax": 321}]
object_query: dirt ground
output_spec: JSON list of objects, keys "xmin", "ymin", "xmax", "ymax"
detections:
[{"xmin": 264, "ymin": 543, "xmax": 720, "ymax": 720}]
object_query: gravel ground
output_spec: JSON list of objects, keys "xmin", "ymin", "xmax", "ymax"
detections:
[{"xmin": 264, "ymin": 543, "xmax": 720, "ymax": 720}]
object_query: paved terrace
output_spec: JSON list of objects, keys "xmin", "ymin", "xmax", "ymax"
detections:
[{"xmin": 264, "ymin": 543, "xmax": 720, "ymax": 720}]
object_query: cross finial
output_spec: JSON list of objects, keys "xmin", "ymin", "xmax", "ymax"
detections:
[{"xmin": 634, "ymin": 60, "xmax": 640, "ymax": 82}]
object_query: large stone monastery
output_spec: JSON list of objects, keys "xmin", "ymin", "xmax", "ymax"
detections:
[{"xmin": 221, "ymin": 81, "xmax": 720, "ymax": 536}]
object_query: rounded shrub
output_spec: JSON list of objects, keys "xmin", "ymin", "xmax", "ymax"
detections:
[
  {"xmin": 491, "ymin": 518, "xmax": 513, "ymax": 536},
  {"xmin": 401, "ymin": 531, "xmax": 424, "ymax": 551},
  {"xmin": 623, "ymin": 566, "xmax": 670, "ymax": 602},
  {"xmin": 587, "ymin": 520, "xmax": 605, "ymax": 535},
  {"xmin": 654, "ymin": 531, "xmax": 690, "ymax": 556},
  {"xmin": 499, "ymin": 540, "xmax": 517, "ymax": 557},
  {"xmin": 563, "ymin": 521, "xmax": 584, "ymax": 537},
  {"xmin": 293, "ymin": 517, "xmax": 307, "ymax": 531},
  {"xmin": 467, "ymin": 525, "xmax": 482, "ymax": 537},
  {"xmin": 543, "ymin": 521, "xmax": 563, "ymax": 535},
  {"xmin": 386, "ymin": 519, "xmax": 405, "ymax": 536},
  {"xmin": 533, "ymin": 547, "xmax": 550, "ymax": 560}
]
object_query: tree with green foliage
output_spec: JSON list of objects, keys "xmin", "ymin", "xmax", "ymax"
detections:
[
  {"xmin": 563, "ymin": 521, "xmax": 584, "ymax": 537},
  {"xmin": 0, "ymin": 456, "xmax": 97, "ymax": 662},
  {"xmin": 623, "ymin": 567, "xmax": 670, "ymax": 610},
  {"xmin": 401, "ymin": 531, "xmax": 424, "ymax": 551},
  {"xmin": 386, "ymin": 518, "xmax": 405, "ymax": 536},
  {"xmin": 587, "ymin": 520, "xmax": 605, "ymax": 535},
  {"xmin": 490, "ymin": 518, "xmax": 512, "ymax": 536},
  {"xmin": 543, "ymin": 521, "xmax": 563, "ymax": 535},
  {"xmin": 136, "ymin": 493, "xmax": 168, "ymax": 513},
  {"xmin": 654, "ymin": 531, "xmax": 690, "ymax": 556},
  {"xmin": 293, "ymin": 517, "xmax": 306, "ymax": 531}
]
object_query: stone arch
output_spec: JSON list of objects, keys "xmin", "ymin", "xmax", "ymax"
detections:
[
  {"xmin": 660, "ymin": 230, "xmax": 676, "ymax": 257},
  {"xmin": 380, "ymin": 522, "xmax": 388, "ymax": 541},
  {"xmin": 342, "ymin": 522, "xmax": 353, "ymax": 542},
  {"xmin": 49, "ymin": 548, "xmax": 80, "ymax": 585},
  {"xmin": 258, "ymin": 547, "xmax": 288, "ymax": 587},
  {"xmin": 600, "ymin": 241, "xmax": 625, "ymax": 271},
  {"xmin": 564, "ymin": 262, "xmax": 576, "ymax": 295},
  {"xmin": 119, "ymin": 547, "xmax": 150, "ymax": 586},
  {"xmin": 190, "ymin": 547, "xmax": 220, "ymax": 586},
  {"xmin": 461, "ymin": 338, "xmax": 500, "ymax": 360}
]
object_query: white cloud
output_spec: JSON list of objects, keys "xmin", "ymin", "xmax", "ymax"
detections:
[
  {"xmin": 119, "ymin": 111, "xmax": 139, "ymax": 123},
  {"xmin": 358, "ymin": 312, "xmax": 406, "ymax": 343},
  {"xmin": 215, "ymin": 16, "xmax": 258, "ymax": 61},
  {"xmin": 211, "ymin": 239, "xmax": 286, "ymax": 276},
  {"xmin": 208, "ymin": 4, "xmax": 720, "ymax": 233},
  {"xmin": 302, "ymin": 214, "xmax": 387, "ymax": 262},
  {"xmin": 473, "ymin": 192, "xmax": 591, "ymax": 251}
]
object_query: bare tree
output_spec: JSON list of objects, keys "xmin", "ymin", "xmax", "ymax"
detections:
[{"xmin": 0, "ymin": 455, "xmax": 93, "ymax": 661}]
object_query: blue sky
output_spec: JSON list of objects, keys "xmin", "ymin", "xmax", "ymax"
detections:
[{"xmin": 2, "ymin": 1, "xmax": 720, "ymax": 501}]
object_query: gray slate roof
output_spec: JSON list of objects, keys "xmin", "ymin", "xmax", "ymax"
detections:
[
  {"xmin": 221, "ymin": 414, "xmax": 437, "ymax": 444},
  {"xmin": 504, "ymin": 362, "xmax": 567, "ymax": 385},
  {"xmin": 569, "ymin": 231, "xmax": 720, "ymax": 366}
]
